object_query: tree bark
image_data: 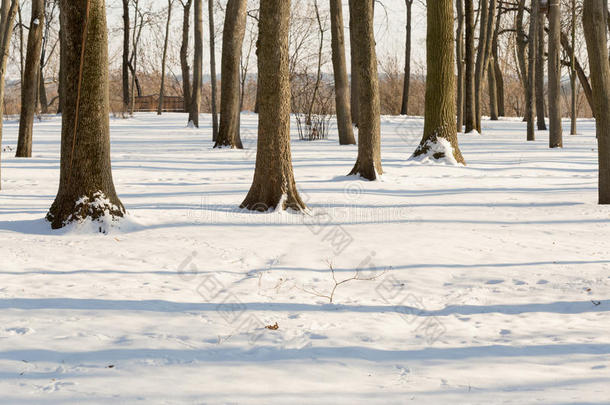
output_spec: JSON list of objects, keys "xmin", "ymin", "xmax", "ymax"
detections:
[
  {"xmin": 464, "ymin": 0, "xmax": 476, "ymax": 132},
  {"xmin": 412, "ymin": 0, "xmax": 465, "ymax": 165},
  {"xmin": 214, "ymin": 0, "xmax": 246, "ymax": 148},
  {"xmin": 548, "ymin": 0, "xmax": 562, "ymax": 148},
  {"xmin": 583, "ymin": 0, "xmax": 610, "ymax": 203},
  {"xmin": 516, "ymin": 0, "xmax": 529, "ymax": 121},
  {"xmin": 47, "ymin": 0, "xmax": 124, "ymax": 229},
  {"xmin": 526, "ymin": 0, "xmax": 538, "ymax": 141},
  {"xmin": 39, "ymin": 65, "xmax": 48, "ymax": 113},
  {"xmin": 570, "ymin": 0, "xmax": 577, "ymax": 135},
  {"xmin": 330, "ymin": 0, "xmax": 355, "ymax": 145},
  {"xmin": 492, "ymin": 6, "xmax": 505, "ymax": 117},
  {"xmin": 188, "ymin": 0, "xmax": 203, "ymax": 126},
  {"xmin": 536, "ymin": 10, "xmax": 547, "ymax": 130},
  {"xmin": 241, "ymin": 0, "xmax": 306, "ymax": 212},
  {"xmin": 474, "ymin": 0, "xmax": 490, "ymax": 133},
  {"xmin": 488, "ymin": 0, "xmax": 501, "ymax": 120},
  {"xmin": 0, "ymin": 0, "xmax": 19, "ymax": 190},
  {"xmin": 456, "ymin": 0, "xmax": 465, "ymax": 131},
  {"xmin": 122, "ymin": 0, "xmax": 130, "ymax": 111},
  {"xmin": 158, "ymin": 0, "xmax": 173, "ymax": 115},
  {"xmin": 16, "ymin": 0, "xmax": 44, "ymax": 157},
  {"xmin": 349, "ymin": 12, "xmax": 359, "ymax": 127},
  {"xmin": 400, "ymin": 0, "xmax": 412, "ymax": 115},
  {"xmin": 347, "ymin": 0, "xmax": 382, "ymax": 180},
  {"xmin": 180, "ymin": 0, "xmax": 192, "ymax": 112},
  {"xmin": 208, "ymin": 0, "xmax": 218, "ymax": 140}
]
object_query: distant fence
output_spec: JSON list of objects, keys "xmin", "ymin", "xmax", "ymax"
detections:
[{"xmin": 134, "ymin": 95, "xmax": 185, "ymax": 112}]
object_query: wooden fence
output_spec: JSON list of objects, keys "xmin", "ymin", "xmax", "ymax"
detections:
[{"xmin": 134, "ymin": 95, "xmax": 185, "ymax": 112}]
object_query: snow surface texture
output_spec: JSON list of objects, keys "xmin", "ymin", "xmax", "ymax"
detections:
[
  {"xmin": 410, "ymin": 137, "xmax": 461, "ymax": 165},
  {"xmin": 0, "ymin": 114, "xmax": 609, "ymax": 404}
]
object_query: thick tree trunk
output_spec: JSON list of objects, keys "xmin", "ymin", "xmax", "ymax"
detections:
[
  {"xmin": 47, "ymin": 0, "xmax": 124, "ymax": 229},
  {"xmin": 214, "ymin": 0, "xmax": 247, "ymax": 149},
  {"xmin": 400, "ymin": 0, "xmax": 412, "ymax": 115},
  {"xmin": 412, "ymin": 0, "xmax": 465, "ymax": 165},
  {"xmin": 330, "ymin": 0, "xmax": 355, "ymax": 145},
  {"xmin": 180, "ymin": 0, "xmax": 192, "ymax": 112},
  {"xmin": 241, "ymin": 0, "xmax": 305, "ymax": 212},
  {"xmin": 548, "ymin": 0, "xmax": 562, "ymax": 148},
  {"xmin": 158, "ymin": 0, "xmax": 172, "ymax": 116},
  {"xmin": 526, "ymin": 0, "xmax": 538, "ymax": 141},
  {"xmin": 347, "ymin": 0, "xmax": 382, "ymax": 180},
  {"xmin": 188, "ymin": 0, "xmax": 203, "ymax": 127},
  {"xmin": 122, "ymin": 0, "xmax": 129, "ymax": 111},
  {"xmin": 0, "ymin": 0, "xmax": 19, "ymax": 190},
  {"xmin": 16, "ymin": 0, "xmax": 44, "ymax": 157},
  {"xmin": 583, "ymin": 0, "xmax": 610, "ymax": 203},
  {"xmin": 208, "ymin": 0, "xmax": 218, "ymax": 140},
  {"xmin": 464, "ymin": 0, "xmax": 476, "ymax": 132},
  {"xmin": 456, "ymin": 0, "xmax": 465, "ymax": 131},
  {"xmin": 536, "ymin": 11, "xmax": 547, "ymax": 130},
  {"xmin": 349, "ymin": 13, "xmax": 359, "ymax": 127}
]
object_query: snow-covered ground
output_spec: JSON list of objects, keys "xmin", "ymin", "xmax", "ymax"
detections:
[{"xmin": 0, "ymin": 113, "xmax": 608, "ymax": 404}]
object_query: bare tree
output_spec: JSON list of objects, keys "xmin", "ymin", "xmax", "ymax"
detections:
[
  {"xmin": 241, "ymin": 0, "xmax": 306, "ymax": 212},
  {"xmin": 188, "ymin": 0, "xmax": 203, "ymax": 127},
  {"xmin": 0, "ymin": 0, "xmax": 19, "ymax": 190},
  {"xmin": 526, "ymin": 0, "xmax": 538, "ymax": 141},
  {"xmin": 214, "ymin": 0, "xmax": 247, "ymax": 148},
  {"xmin": 122, "ymin": 0, "xmax": 130, "ymax": 111},
  {"xmin": 158, "ymin": 0, "xmax": 173, "ymax": 115},
  {"xmin": 456, "ymin": 0, "xmax": 464, "ymax": 131},
  {"xmin": 583, "ymin": 0, "xmax": 610, "ymax": 203},
  {"xmin": 330, "ymin": 0, "xmax": 355, "ymax": 145},
  {"xmin": 47, "ymin": 0, "xmax": 124, "ymax": 228},
  {"xmin": 464, "ymin": 0, "xmax": 476, "ymax": 132},
  {"xmin": 400, "ymin": 0, "xmax": 413, "ymax": 115},
  {"xmin": 569, "ymin": 0, "xmax": 577, "ymax": 135},
  {"xmin": 347, "ymin": 0, "xmax": 382, "ymax": 180},
  {"xmin": 208, "ymin": 0, "xmax": 218, "ymax": 140},
  {"xmin": 349, "ymin": 11, "xmax": 358, "ymax": 127},
  {"xmin": 16, "ymin": 0, "xmax": 44, "ymax": 157},
  {"xmin": 179, "ymin": 0, "xmax": 192, "ymax": 111},
  {"xmin": 536, "ymin": 8, "xmax": 547, "ymax": 130},
  {"xmin": 412, "ymin": 0, "xmax": 465, "ymax": 164},
  {"xmin": 548, "ymin": 0, "xmax": 562, "ymax": 148}
]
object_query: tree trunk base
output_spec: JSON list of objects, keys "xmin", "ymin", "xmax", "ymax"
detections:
[
  {"xmin": 47, "ymin": 191, "xmax": 125, "ymax": 231},
  {"xmin": 240, "ymin": 186, "xmax": 306, "ymax": 213},
  {"xmin": 348, "ymin": 159, "xmax": 381, "ymax": 181}
]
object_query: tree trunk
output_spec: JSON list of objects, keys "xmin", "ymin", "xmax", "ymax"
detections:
[
  {"xmin": 208, "ymin": 0, "xmax": 218, "ymax": 140},
  {"xmin": 412, "ymin": 0, "xmax": 465, "ymax": 165},
  {"xmin": 158, "ymin": 0, "xmax": 172, "ymax": 115},
  {"xmin": 570, "ymin": 0, "xmax": 577, "ymax": 135},
  {"xmin": 122, "ymin": 0, "xmax": 129, "ymax": 111},
  {"xmin": 347, "ymin": 0, "xmax": 382, "ymax": 180},
  {"xmin": 526, "ymin": 0, "xmax": 538, "ymax": 141},
  {"xmin": 559, "ymin": 30, "xmax": 594, "ymax": 117},
  {"xmin": 188, "ymin": 0, "xmax": 202, "ymax": 127},
  {"xmin": 487, "ymin": 58, "xmax": 498, "ymax": 120},
  {"xmin": 548, "ymin": 0, "xmax": 562, "ymax": 148},
  {"xmin": 16, "ymin": 0, "xmax": 44, "ymax": 158},
  {"xmin": 39, "ymin": 65, "xmax": 48, "ymax": 114},
  {"xmin": 330, "ymin": 0, "xmax": 355, "ymax": 145},
  {"xmin": 17, "ymin": 4, "xmax": 23, "ymax": 80},
  {"xmin": 583, "ymin": 0, "xmax": 610, "ymax": 203},
  {"xmin": 464, "ymin": 0, "xmax": 476, "ymax": 132},
  {"xmin": 400, "ymin": 0, "xmax": 412, "ymax": 115},
  {"xmin": 47, "ymin": 0, "xmax": 124, "ymax": 229},
  {"xmin": 474, "ymin": 0, "xmax": 490, "ymax": 133},
  {"xmin": 456, "ymin": 0, "xmax": 464, "ymax": 132},
  {"xmin": 180, "ymin": 0, "xmax": 192, "ymax": 112},
  {"xmin": 214, "ymin": 0, "xmax": 246, "ymax": 148},
  {"xmin": 241, "ymin": 0, "xmax": 306, "ymax": 212},
  {"xmin": 349, "ymin": 12, "xmax": 359, "ymax": 127},
  {"xmin": 516, "ymin": 0, "xmax": 529, "ymax": 121},
  {"xmin": 0, "ymin": 0, "xmax": 19, "ymax": 190},
  {"xmin": 536, "ymin": 10, "xmax": 547, "ymax": 130},
  {"xmin": 492, "ymin": 6, "xmax": 505, "ymax": 117}
]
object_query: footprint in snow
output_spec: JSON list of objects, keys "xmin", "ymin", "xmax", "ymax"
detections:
[
  {"xmin": 486, "ymin": 279, "xmax": 504, "ymax": 285},
  {"xmin": 4, "ymin": 327, "xmax": 35, "ymax": 336}
]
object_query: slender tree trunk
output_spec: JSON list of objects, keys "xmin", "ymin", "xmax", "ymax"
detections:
[
  {"xmin": 488, "ymin": 0, "xmax": 501, "ymax": 120},
  {"xmin": 158, "ymin": 0, "xmax": 173, "ymax": 115},
  {"xmin": 560, "ymin": 30, "xmax": 594, "ymax": 116},
  {"xmin": 17, "ymin": 4, "xmax": 23, "ymax": 80},
  {"xmin": 208, "ymin": 0, "xmax": 218, "ymax": 140},
  {"xmin": 47, "ymin": 0, "xmax": 124, "ymax": 229},
  {"xmin": 400, "ymin": 0, "xmax": 412, "ymax": 115},
  {"xmin": 474, "ymin": 0, "xmax": 489, "ymax": 133},
  {"xmin": 570, "ymin": 0, "xmax": 577, "ymax": 135},
  {"xmin": 16, "ymin": 0, "xmax": 43, "ymax": 157},
  {"xmin": 214, "ymin": 0, "xmax": 247, "ymax": 149},
  {"xmin": 464, "ymin": 0, "xmax": 476, "ymax": 132},
  {"xmin": 492, "ymin": 8, "xmax": 505, "ymax": 117},
  {"xmin": 412, "ymin": 0, "xmax": 465, "ymax": 164},
  {"xmin": 122, "ymin": 0, "xmax": 129, "ymax": 111},
  {"xmin": 307, "ymin": 1, "xmax": 324, "ymax": 126},
  {"xmin": 39, "ymin": 64, "xmax": 48, "ymax": 113},
  {"xmin": 0, "ymin": 0, "xmax": 19, "ymax": 190},
  {"xmin": 548, "ymin": 0, "xmax": 562, "ymax": 148},
  {"xmin": 516, "ymin": 0, "xmax": 529, "ymax": 121},
  {"xmin": 456, "ymin": 0, "xmax": 464, "ymax": 132},
  {"xmin": 349, "ymin": 13, "xmax": 359, "ymax": 127},
  {"xmin": 536, "ymin": 10, "xmax": 547, "ymax": 130},
  {"xmin": 330, "ymin": 0, "xmax": 355, "ymax": 145},
  {"xmin": 241, "ymin": 0, "xmax": 306, "ymax": 212},
  {"xmin": 583, "ymin": 0, "xmax": 610, "ymax": 203},
  {"xmin": 188, "ymin": 0, "xmax": 202, "ymax": 127},
  {"xmin": 526, "ymin": 0, "xmax": 538, "ymax": 141},
  {"xmin": 129, "ymin": 0, "xmax": 140, "ymax": 114},
  {"xmin": 347, "ymin": 0, "xmax": 382, "ymax": 180},
  {"xmin": 180, "ymin": 0, "xmax": 192, "ymax": 112}
]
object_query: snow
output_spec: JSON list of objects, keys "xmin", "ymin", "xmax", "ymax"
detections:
[
  {"xmin": 0, "ymin": 113, "xmax": 609, "ymax": 403},
  {"xmin": 409, "ymin": 136, "xmax": 461, "ymax": 165}
]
